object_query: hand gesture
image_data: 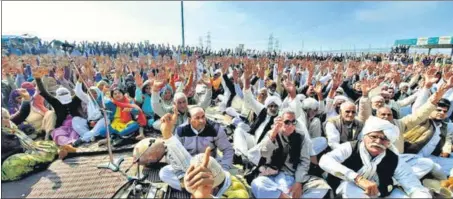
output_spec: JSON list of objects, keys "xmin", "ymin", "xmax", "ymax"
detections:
[
  {"xmin": 423, "ymin": 68, "xmax": 439, "ymax": 88},
  {"xmin": 270, "ymin": 117, "xmax": 283, "ymax": 141},
  {"xmin": 332, "ymin": 72, "xmax": 343, "ymax": 89},
  {"xmin": 135, "ymin": 73, "xmax": 143, "ymax": 88},
  {"xmin": 186, "ymin": 147, "xmax": 214, "ymax": 198},
  {"xmin": 356, "ymin": 177, "xmax": 379, "ymax": 197},
  {"xmin": 314, "ymin": 81, "xmax": 323, "ymax": 94},
  {"xmin": 31, "ymin": 67, "xmax": 47, "ymax": 79},
  {"xmin": 258, "ymin": 66, "xmax": 265, "ymax": 79},
  {"xmin": 152, "ymin": 79, "xmax": 166, "ymax": 92},
  {"xmin": 360, "ymin": 80, "xmax": 373, "ymax": 97},
  {"xmin": 160, "ymin": 109, "xmax": 177, "ymax": 140},
  {"xmin": 200, "ymin": 78, "xmax": 212, "ymax": 89},
  {"xmin": 17, "ymin": 88, "xmax": 31, "ymax": 101},
  {"xmin": 288, "ymin": 182, "xmax": 303, "ymax": 198}
]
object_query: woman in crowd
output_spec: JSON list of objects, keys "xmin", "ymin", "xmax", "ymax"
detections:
[
  {"xmin": 104, "ymin": 88, "xmax": 144, "ymax": 138},
  {"xmin": 1, "ymin": 93, "xmax": 72, "ymax": 181},
  {"xmin": 71, "ymin": 76, "xmax": 108, "ymax": 146},
  {"xmin": 33, "ymin": 68, "xmax": 82, "ymax": 151}
]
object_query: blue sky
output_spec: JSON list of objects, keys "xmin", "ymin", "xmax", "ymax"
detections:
[{"xmin": 2, "ymin": 1, "xmax": 453, "ymax": 52}]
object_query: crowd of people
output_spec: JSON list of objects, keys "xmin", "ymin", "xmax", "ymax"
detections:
[{"xmin": 2, "ymin": 42, "xmax": 453, "ymax": 198}]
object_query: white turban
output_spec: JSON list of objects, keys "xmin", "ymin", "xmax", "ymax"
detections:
[
  {"xmin": 333, "ymin": 95, "xmax": 349, "ymax": 104},
  {"xmin": 371, "ymin": 95, "xmax": 384, "ymax": 103},
  {"xmin": 264, "ymin": 96, "xmax": 282, "ymax": 107},
  {"xmin": 295, "ymin": 94, "xmax": 306, "ymax": 103},
  {"xmin": 399, "ymin": 82, "xmax": 409, "ymax": 90},
  {"xmin": 56, "ymin": 87, "xmax": 72, "ymax": 105},
  {"xmin": 302, "ymin": 97, "xmax": 319, "ymax": 110},
  {"xmin": 361, "ymin": 116, "xmax": 399, "ymax": 143}
]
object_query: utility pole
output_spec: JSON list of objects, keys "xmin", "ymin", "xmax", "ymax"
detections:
[
  {"xmin": 181, "ymin": 1, "xmax": 185, "ymax": 47},
  {"xmin": 268, "ymin": 34, "xmax": 274, "ymax": 53},
  {"xmin": 206, "ymin": 32, "xmax": 211, "ymax": 50},
  {"xmin": 199, "ymin": 36, "xmax": 204, "ymax": 49},
  {"xmin": 274, "ymin": 38, "xmax": 279, "ymax": 53}
]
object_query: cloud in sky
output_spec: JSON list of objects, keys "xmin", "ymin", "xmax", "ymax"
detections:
[{"xmin": 2, "ymin": 1, "xmax": 452, "ymax": 52}]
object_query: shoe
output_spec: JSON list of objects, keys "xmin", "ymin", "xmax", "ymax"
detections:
[
  {"xmin": 72, "ymin": 139, "xmax": 83, "ymax": 147},
  {"xmin": 58, "ymin": 148, "xmax": 68, "ymax": 160},
  {"xmin": 61, "ymin": 144, "xmax": 77, "ymax": 153}
]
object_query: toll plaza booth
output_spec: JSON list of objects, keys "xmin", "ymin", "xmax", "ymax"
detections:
[{"xmin": 394, "ymin": 36, "xmax": 453, "ymax": 56}]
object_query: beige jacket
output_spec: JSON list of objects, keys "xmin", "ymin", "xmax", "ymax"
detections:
[{"xmin": 392, "ymin": 102, "xmax": 436, "ymax": 153}]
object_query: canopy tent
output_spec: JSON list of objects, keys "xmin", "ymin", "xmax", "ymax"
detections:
[{"xmin": 394, "ymin": 36, "xmax": 453, "ymax": 55}]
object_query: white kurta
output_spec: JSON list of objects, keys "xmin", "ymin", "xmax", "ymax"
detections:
[{"xmin": 319, "ymin": 142, "xmax": 432, "ymax": 198}]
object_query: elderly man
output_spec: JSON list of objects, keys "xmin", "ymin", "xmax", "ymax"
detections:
[
  {"xmin": 381, "ymin": 87, "xmax": 418, "ymax": 120},
  {"xmin": 403, "ymin": 90, "xmax": 453, "ymax": 178},
  {"xmin": 151, "ymin": 79, "xmax": 212, "ymax": 130},
  {"xmin": 320, "ymin": 116, "xmax": 432, "ymax": 198},
  {"xmin": 232, "ymin": 68, "xmax": 283, "ymax": 165},
  {"xmin": 374, "ymin": 78, "xmax": 453, "ymax": 180},
  {"xmin": 251, "ymin": 110, "xmax": 331, "ymax": 198},
  {"xmin": 158, "ymin": 106, "xmax": 234, "ymax": 191},
  {"xmin": 325, "ymin": 99, "xmax": 370, "ymax": 150}
]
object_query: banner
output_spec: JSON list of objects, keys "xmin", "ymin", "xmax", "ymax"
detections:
[
  {"xmin": 416, "ymin": 37, "xmax": 429, "ymax": 45},
  {"xmin": 438, "ymin": 36, "xmax": 452, "ymax": 45}
]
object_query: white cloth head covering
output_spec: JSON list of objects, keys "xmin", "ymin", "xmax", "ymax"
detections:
[
  {"xmin": 333, "ymin": 95, "xmax": 349, "ymax": 104},
  {"xmin": 264, "ymin": 96, "xmax": 282, "ymax": 107},
  {"xmin": 371, "ymin": 95, "xmax": 384, "ymax": 103},
  {"xmin": 399, "ymin": 82, "xmax": 409, "ymax": 90},
  {"xmin": 295, "ymin": 94, "xmax": 307, "ymax": 103},
  {"xmin": 186, "ymin": 153, "xmax": 226, "ymax": 194},
  {"xmin": 361, "ymin": 116, "xmax": 399, "ymax": 143},
  {"xmin": 56, "ymin": 87, "xmax": 72, "ymax": 105},
  {"xmin": 302, "ymin": 97, "xmax": 319, "ymax": 110}
]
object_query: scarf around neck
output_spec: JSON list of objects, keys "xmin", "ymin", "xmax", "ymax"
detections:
[
  {"xmin": 112, "ymin": 97, "xmax": 147, "ymax": 126},
  {"xmin": 358, "ymin": 141, "xmax": 386, "ymax": 186}
]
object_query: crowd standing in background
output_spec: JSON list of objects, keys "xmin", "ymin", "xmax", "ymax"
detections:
[{"xmin": 2, "ymin": 39, "xmax": 453, "ymax": 198}]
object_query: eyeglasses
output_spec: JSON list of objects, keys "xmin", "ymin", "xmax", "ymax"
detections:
[
  {"xmin": 283, "ymin": 120, "xmax": 297, "ymax": 126},
  {"xmin": 268, "ymin": 104, "xmax": 278, "ymax": 108},
  {"xmin": 367, "ymin": 134, "xmax": 389, "ymax": 142},
  {"xmin": 436, "ymin": 108, "xmax": 448, "ymax": 113}
]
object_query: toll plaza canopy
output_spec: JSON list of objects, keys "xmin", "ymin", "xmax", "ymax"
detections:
[{"xmin": 394, "ymin": 36, "xmax": 453, "ymax": 49}]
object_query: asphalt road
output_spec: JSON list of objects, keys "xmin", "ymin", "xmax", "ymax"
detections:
[{"xmin": 2, "ymin": 171, "xmax": 48, "ymax": 198}]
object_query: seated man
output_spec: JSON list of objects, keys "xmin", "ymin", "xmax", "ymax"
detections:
[
  {"xmin": 158, "ymin": 106, "xmax": 234, "ymax": 191},
  {"xmin": 251, "ymin": 110, "xmax": 331, "ymax": 198},
  {"xmin": 324, "ymin": 83, "xmax": 372, "ymax": 150},
  {"xmin": 320, "ymin": 116, "xmax": 431, "ymax": 198},
  {"xmin": 152, "ymin": 77, "xmax": 212, "ymax": 131}
]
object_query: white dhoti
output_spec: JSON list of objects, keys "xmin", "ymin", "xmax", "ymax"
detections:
[
  {"xmin": 400, "ymin": 154, "xmax": 439, "ymax": 179},
  {"xmin": 428, "ymin": 155, "xmax": 453, "ymax": 177}
]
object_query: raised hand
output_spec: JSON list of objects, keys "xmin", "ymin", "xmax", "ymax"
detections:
[
  {"xmin": 270, "ymin": 117, "xmax": 283, "ymax": 141},
  {"xmin": 160, "ymin": 110, "xmax": 177, "ymax": 140},
  {"xmin": 17, "ymin": 88, "xmax": 31, "ymax": 101},
  {"xmin": 423, "ymin": 68, "xmax": 439, "ymax": 88},
  {"xmin": 187, "ymin": 147, "xmax": 214, "ymax": 199},
  {"xmin": 314, "ymin": 81, "xmax": 323, "ymax": 94},
  {"xmin": 135, "ymin": 73, "xmax": 143, "ymax": 88}
]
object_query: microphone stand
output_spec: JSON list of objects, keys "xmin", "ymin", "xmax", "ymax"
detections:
[{"xmin": 63, "ymin": 47, "xmax": 124, "ymax": 172}]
